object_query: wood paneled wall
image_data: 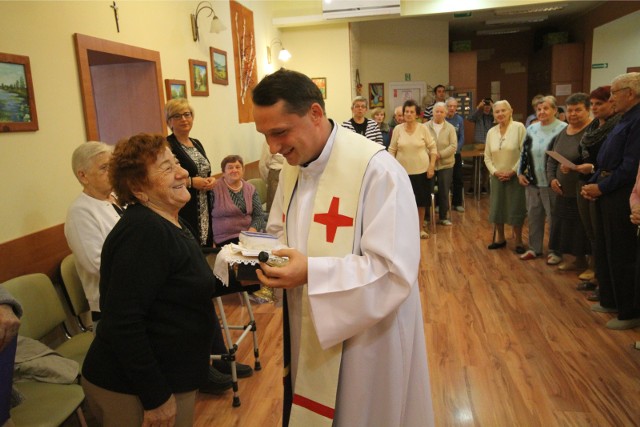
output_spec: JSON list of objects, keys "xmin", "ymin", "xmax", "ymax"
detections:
[{"xmin": 0, "ymin": 224, "xmax": 70, "ymax": 284}]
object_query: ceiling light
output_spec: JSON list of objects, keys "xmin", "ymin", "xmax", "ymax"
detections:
[
  {"xmin": 495, "ymin": 3, "xmax": 568, "ymax": 16},
  {"xmin": 486, "ymin": 15, "xmax": 547, "ymax": 25},
  {"xmin": 477, "ymin": 27, "xmax": 530, "ymax": 36}
]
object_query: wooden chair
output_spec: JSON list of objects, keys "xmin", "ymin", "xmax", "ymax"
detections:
[{"xmin": 60, "ymin": 254, "xmax": 92, "ymax": 332}]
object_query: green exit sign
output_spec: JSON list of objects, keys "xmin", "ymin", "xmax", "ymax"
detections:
[
  {"xmin": 592, "ymin": 63, "xmax": 608, "ymax": 69},
  {"xmin": 453, "ymin": 12, "xmax": 472, "ymax": 18}
]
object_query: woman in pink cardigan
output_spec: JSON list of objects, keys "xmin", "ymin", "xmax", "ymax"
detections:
[{"xmin": 211, "ymin": 155, "xmax": 266, "ymax": 246}]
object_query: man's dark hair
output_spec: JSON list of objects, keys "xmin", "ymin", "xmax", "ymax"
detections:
[
  {"xmin": 252, "ymin": 69, "xmax": 325, "ymax": 116},
  {"xmin": 402, "ymin": 99, "xmax": 421, "ymax": 115},
  {"xmin": 433, "ymin": 84, "xmax": 446, "ymax": 94}
]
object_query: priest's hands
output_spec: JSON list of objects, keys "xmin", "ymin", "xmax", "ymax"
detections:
[{"xmin": 256, "ymin": 248, "xmax": 308, "ymax": 289}]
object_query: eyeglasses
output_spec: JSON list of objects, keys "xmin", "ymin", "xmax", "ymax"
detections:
[
  {"xmin": 610, "ymin": 87, "xmax": 630, "ymax": 96},
  {"xmin": 169, "ymin": 111, "xmax": 193, "ymax": 120}
]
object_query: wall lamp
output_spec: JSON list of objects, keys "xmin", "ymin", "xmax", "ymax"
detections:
[
  {"xmin": 191, "ymin": 1, "xmax": 226, "ymax": 41},
  {"xmin": 267, "ymin": 39, "xmax": 292, "ymax": 64}
]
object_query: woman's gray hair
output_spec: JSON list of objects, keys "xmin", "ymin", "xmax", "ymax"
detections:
[
  {"xmin": 71, "ymin": 141, "xmax": 112, "ymax": 183},
  {"xmin": 537, "ymin": 95, "xmax": 558, "ymax": 110},
  {"xmin": 445, "ymin": 97, "xmax": 458, "ymax": 107},
  {"xmin": 164, "ymin": 98, "xmax": 193, "ymax": 123},
  {"xmin": 493, "ymin": 100, "xmax": 513, "ymax": 125},
  {"xmin": 612, "ymin": 72, "xmax": 640, "ymax": 97},
  {"xmin": 433, "ymin": 102, "xmax": 447, "ymax": 111}
]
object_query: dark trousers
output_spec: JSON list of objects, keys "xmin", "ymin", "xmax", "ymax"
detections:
[
  {"xmin": 452, "ymin": 153, "xmax": 464, "ymax": 207},
  {"xmin": 595, "ymin": 184, "xmax": 639, "ymax": 319}
]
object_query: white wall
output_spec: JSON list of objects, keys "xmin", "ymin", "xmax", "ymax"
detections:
[
  {"xmin": 356, "ymin": 18, "xmax": 449, "ymax": 119},
  {"xmin": 0, "ymin": 1, "xmax": 281, "ymax": 243},
  {"xmin": 591, "ymin": 10, "xmax": 640, "ymax": 90},
  {"xmin": 280, "ymin": 23, "xmax": 353, "ymax": 121}
]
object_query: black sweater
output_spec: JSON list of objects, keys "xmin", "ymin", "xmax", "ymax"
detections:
[{"xmin": 82, "ymin": 204, "xmax": 216, "ymax": 409}]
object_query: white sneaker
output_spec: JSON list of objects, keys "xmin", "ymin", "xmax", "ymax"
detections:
[
  {"xmin": 454, "ymin": 206, "xmax": 465, "ymax": 213},
  {"xmin": 439, "ymin": 219, "xmax": 452, "ymax": 226}
]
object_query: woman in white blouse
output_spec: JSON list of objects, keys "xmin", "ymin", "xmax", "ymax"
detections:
[{"xmin": 484, "ymin": 100, "xmax": 527, "ymax": 252}]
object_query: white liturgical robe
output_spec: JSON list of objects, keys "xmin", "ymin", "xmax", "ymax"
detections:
[{"xmin": 267, "ymin": 123, "xmax": 435, "ymax": 427}]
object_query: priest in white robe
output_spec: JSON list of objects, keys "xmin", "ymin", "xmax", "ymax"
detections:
[{"xmin": 252, "ymin": 69, "xmax": 434, "ymax": 427}]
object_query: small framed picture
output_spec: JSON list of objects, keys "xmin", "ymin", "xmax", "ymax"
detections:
[
  {"xmin": 188, "ymin": 59, "xmax": 209, "ymax": 96},
  {"xmin": 210, "ymin": 47, "xmax": 229, "ymax": 86},
  {"xmin": 369, "ymin": 83, "xmax": 384, "ymax": 108},
  {"xmin": 311, "ymin": 77, "xmax": 327, "ymax": 99},
  {"xmin": 0, "ymin": 52, "xmax": 39, "ymax": 132},
  {"xmin": 164, "ymin": 79, "xmax": 187, "ymax": 101}
]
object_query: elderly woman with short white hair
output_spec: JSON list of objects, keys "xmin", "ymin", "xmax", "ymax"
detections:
[
  {"xmin": 484, "ymin": 100, "xmax": 527, "ymax": 252},
  {"xmin": 424, "ymin": 102, "xmax": 458, "ymax": 226},
  {"xmin": 64, "ymin": 141, "xmax": 121, "ymax": 324}
]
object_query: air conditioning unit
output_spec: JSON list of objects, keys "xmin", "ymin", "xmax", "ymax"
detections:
[{"xmin": 322, "ymin": 0, "xmax": 401, "ymax": 20}]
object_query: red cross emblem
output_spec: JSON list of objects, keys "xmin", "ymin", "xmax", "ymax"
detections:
[{"xmin": 313, "ymin": 197, "xmax": 353, "ymax": 243}]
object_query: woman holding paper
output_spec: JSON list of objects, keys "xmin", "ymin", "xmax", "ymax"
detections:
[
  {"xmin": 546, "ymin": 93, "xmax": 592, "ymax": 271},
  {"xmin": 517, "ymin": 96, "xmax": 567, "ymax": 261},
  {"xmin": 484, "ymin": 100, "xmax": 527, "ymax": 252}
]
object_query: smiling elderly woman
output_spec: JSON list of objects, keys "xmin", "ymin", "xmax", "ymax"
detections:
[{"xmin": 81, "ymin": 133, "xmax": 217, "ymax": 427}]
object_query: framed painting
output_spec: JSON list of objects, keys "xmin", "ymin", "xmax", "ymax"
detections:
[
  {"xmin": 0, "ymin": 53, "xmax": 39, "ymax": 132},
  {"xmin": 164, "ymin": 79, "xmax": 187, "ymax": 101},
  {"xmin": 188, "ymin": 59, "xmax": 209, "ymax": 96},
  {"xmin": 312, "ymin": 77, "xmax": 327, "ymax": 99},
  {"xmin": 210, "ymin": 47, "xmax": 228, "ymax": 86},
  {"xmin": 369, "ymin": 82, "xmax": 384, "ymax": 108}
]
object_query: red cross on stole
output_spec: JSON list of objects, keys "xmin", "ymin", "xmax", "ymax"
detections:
[{"xmin": 313, "ymin": 196, "xmax": 354, "ymax": 243}]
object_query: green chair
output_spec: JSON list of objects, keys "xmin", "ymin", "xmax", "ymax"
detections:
[
  {"xmin": 2, "ymin": 273, "xmax": 93, "ymax": 370},
  {"xmin": 10, "ymin": 381, "xmax": 86, "ymax": 427},
  {"xmin": 3, "ymin": 273, "xmax": 89, "ymax": 426},
  {"xmin": 247, "ymin": 178, "xmax": 267, "ymax": 207},
  {"xmin": 60, "ymin": 254, "xmax": 92, "ymax": 332},
  {"xmin": 247, "ymin": 178, "xmax": 269, "ymax": 221}
]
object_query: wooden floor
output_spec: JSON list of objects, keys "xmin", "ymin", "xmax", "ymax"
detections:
[
  {"xmin": 193, "ymin": 195, "xmax": 640, "ymax": 426},
  {"xmin": 72, "ymin": 194, "xmax": 640, "ymax": 426}
]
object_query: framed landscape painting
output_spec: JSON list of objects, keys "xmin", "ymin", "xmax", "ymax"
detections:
[
  {"xmin": 311, "ymin": 77, "xmax": 327, "ymax": 99},
  {"xmin": 210, "ymin": 47, "xmax": 228, "ymax": 85},
  {"xmin": 164, "ymin": 79, "xmax": 187, "ymax": 101},
  {"xmin": 0, "ymin": 52, "xmax": 39, "ymax": 132},
  {"xmin": 188, "ymin": 59, "xmax": 209, "ymax": 96}
]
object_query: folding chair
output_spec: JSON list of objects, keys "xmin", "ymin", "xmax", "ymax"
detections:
[
  {"xmin": 60, "ymin": 254, "xmax": 92, "ymax": 332},
  {"xmin": 203, "ymin": 247, "xmax": 262, "ymax": 407}
]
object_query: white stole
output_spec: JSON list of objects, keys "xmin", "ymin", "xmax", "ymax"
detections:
[{"xmin": 281, "ymin": 130, "xmax": 383, "ymax": 426}]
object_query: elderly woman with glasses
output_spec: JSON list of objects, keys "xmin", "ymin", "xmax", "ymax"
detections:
[{"xmin": 166, "ymin": 98, "xmax": 216, "ymax": 246}]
